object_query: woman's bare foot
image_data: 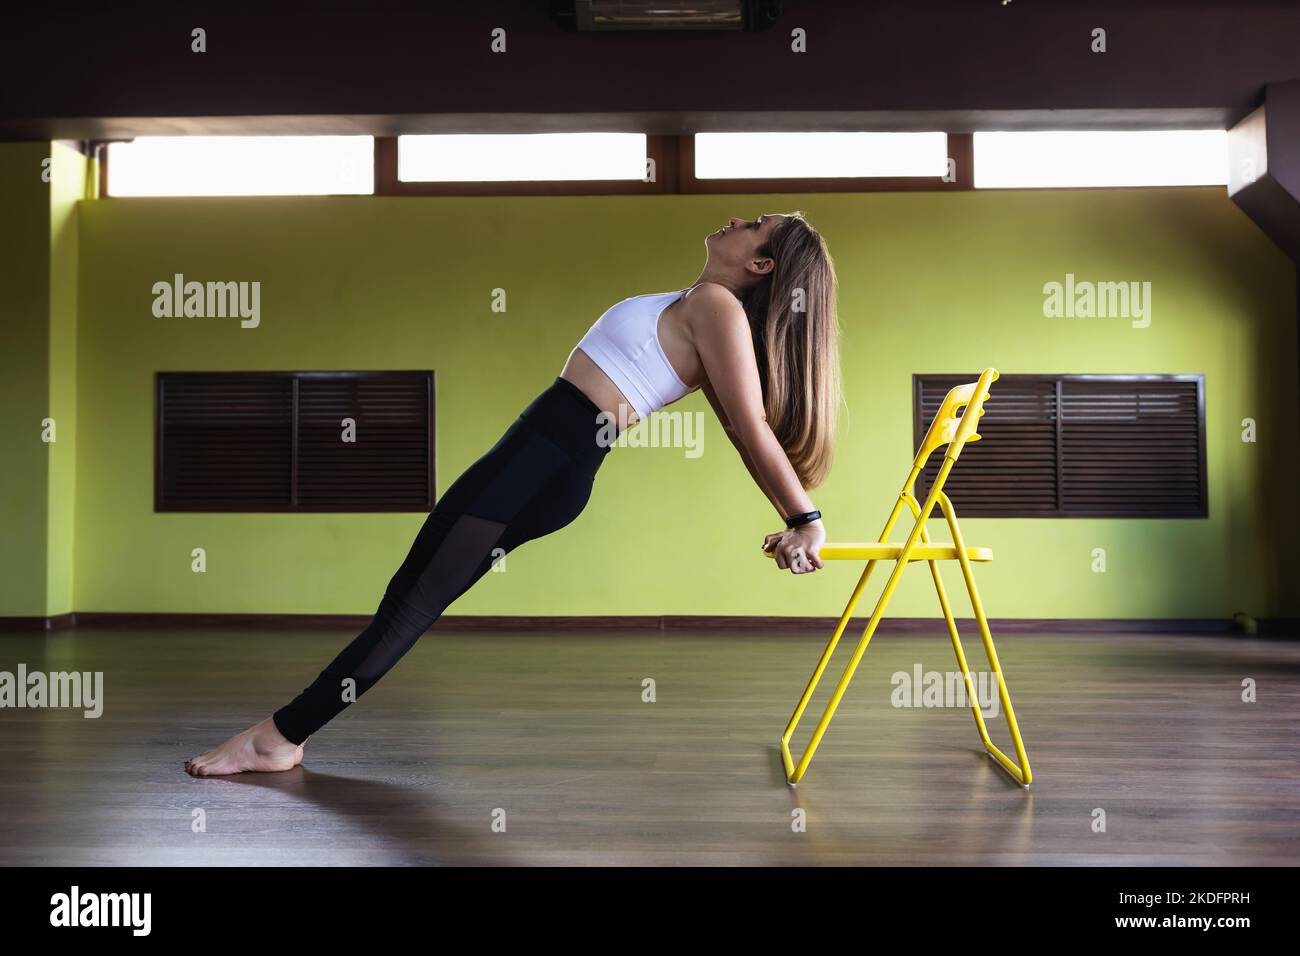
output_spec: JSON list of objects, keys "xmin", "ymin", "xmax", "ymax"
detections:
[{"xmin": 185, "ymin": 717, "xmax": 305, "ymax": 777}]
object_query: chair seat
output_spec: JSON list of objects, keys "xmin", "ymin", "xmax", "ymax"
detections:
[{"xmin": 821, "ymin": 542, "xmax": 993, "ymax": 562}]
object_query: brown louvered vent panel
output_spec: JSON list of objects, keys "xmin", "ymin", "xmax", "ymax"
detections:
[
  {"xmin": 297, "ymin": 374, "xmax": 433, "ymax": 511},
  {"xmin": 917, "ymin": 376, "xmax": 1059, "ymax": 516},
  {"xmin": 157, "ymin": 375, "xmax": 293, "ymax": 509},
  {"xmin": 1060, "ymin": 379, "xmax": 1204, "ymax": 517},
  {"xmin": 912, "ymin": 374, "xmax": 1205, "ymax": 518},
  {"xmin": 156, "ymin": 371, "xmax": 434, "ymax": 512}
]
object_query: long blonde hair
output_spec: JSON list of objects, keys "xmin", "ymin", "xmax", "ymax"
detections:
[{"xmin": 740, "ymin": 212, "xmax": 842, "ymax": 489}]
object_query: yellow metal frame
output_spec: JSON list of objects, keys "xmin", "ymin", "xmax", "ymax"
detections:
[{"xmin": 771, "ymin": 368, "xmax": 1032, "ymax": 788}]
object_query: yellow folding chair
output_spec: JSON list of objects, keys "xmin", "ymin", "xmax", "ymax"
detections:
[{"xmin": 769, "ymin": 368, "xmax": 1032, "ymax": 788}]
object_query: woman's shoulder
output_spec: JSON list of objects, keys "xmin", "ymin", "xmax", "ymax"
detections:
[
  {"xmin": 679, "ymin": 282, "xmax": 745, "ymax": 322},
  {"xmin": 681, "ymin": 281, "xmax": 736, "ymax": 304},
  {"xmin": 676, "ymin": 283, "xmax": 752, "ymax": 360}
]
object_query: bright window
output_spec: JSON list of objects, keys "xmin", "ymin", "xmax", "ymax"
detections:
[
  {"xmin": 106, "ymin": 136, "xmax": 374, "ymax": 196},
  {"xmin": 693, "ymin": 132, "xmax": 949, "ymax": 179},
  {"xmin": 974, "ymin": 130, "xmax": 1228, "ymax": 188},
  {"xmin": 397, "ymin": 133, "xmax": 647, "ymax": 182}
]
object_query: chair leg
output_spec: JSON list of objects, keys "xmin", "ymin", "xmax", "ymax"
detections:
[
  {"xmin": 915, "ymin": 510, "xmax": 1001, "ymax": 755},
  {"xmin": 925, "ymin": 546, "xmax": 1034, "ymax": 785},
  {"xmin": 927, "ymin": 559, "xmax": 999, "ymax": 754},
  {"xmin": 958, "ymin": 563, "xmax": 1032, "ymax": 786},
  {"xmin": 934, "ymin": 497, "xmax": 1032, "ymax": 786},
  {"xmin": 785, "ymin": 593, "xmax": 888, "ymax": 784},
  {"xmin": 780, "ymin": 559, "xmax": 879, "ymax": 781},
  {"xmin": 783, "ymin": 553, "xmax": 916, "ymax": 784}
]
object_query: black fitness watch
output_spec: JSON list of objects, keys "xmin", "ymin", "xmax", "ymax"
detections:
[{"xmin": 784, "ymin": 510, "xmax": 821, "ymax": 529}]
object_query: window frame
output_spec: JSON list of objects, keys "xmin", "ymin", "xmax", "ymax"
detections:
[
  {"xmin": 99, "ymin": 136, "xmax": 378, "ymax": 199},
  {"xmin": 376, "ymin": 134, "xmax": 679, "ymax": 196},
  {"xmin": 98, "ymin": 133, "xmax": 976, "ymax": 197},
  {"xmin": 911, "ymin": 372, "xmax": 1208, "ymax": 519},
  {"xmin": 677, "ymin": 132, "xmax": 971, "ymax": 194},
  {"xmin": 154, "ymin": 370, "xmax": 436, "ymax": 514},
  {"xmin": 970, "ymin": 129, "xmax": 1230, "ymax": 190}
]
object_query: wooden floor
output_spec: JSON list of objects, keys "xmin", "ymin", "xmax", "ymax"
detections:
[{"xmin": 1, "ymin": 626, "xmax": 1298, "ymax": 866}]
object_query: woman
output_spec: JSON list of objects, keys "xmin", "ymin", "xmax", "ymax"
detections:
[{"xmin": 185, "ymin": 211, "xmax": 841, "ymax": 776}]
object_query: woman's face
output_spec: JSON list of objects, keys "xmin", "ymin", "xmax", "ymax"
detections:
[{"xmin": 705, "ymin": 215, "xmax": 785, "ymax": 270}]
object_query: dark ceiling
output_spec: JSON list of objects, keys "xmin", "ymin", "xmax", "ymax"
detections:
[{"xmin": 1, "ymin": 1, "xmax": 1298, "ymax": 141}]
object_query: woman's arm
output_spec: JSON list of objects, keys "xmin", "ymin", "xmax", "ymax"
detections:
[
  {"xmin": 702, "ymin": 383, "xmax": 782, "ymax": 513},
  {"xmin": 688, "ymin": 284, "xmax": 824, "ymax": 573}
]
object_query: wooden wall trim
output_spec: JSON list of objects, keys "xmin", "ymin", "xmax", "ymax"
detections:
[
  {"xmin": 0, "ymin": 613, "xmax": 77, "ymax": 633},
  {"xmin": 2, "ymin": 612, "xmax": 1294, "ymax": 636}
]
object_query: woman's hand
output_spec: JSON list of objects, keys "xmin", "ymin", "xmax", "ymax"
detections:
[{"xmin": 762, "ymin": 521, "xmax": 825, "ymax": 574}]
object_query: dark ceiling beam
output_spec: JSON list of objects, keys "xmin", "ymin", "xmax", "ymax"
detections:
[
  {"xmin": 1229, "ymin": 82, "xmax": 1300, "ymax": 263},
  {"xmin": 2, "ymin": 2, "xmax": 1298, "ymax": 141},
  {"xmin": 0, "ymin": 108, "xmax": 1237, "ymax": 142}
]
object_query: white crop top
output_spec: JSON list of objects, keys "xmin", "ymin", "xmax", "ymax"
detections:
[{"xmin": 575, "ymin": 290, "xmax": 696, "ymax": 418}]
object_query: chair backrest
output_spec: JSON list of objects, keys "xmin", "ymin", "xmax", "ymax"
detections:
[
  {"xmin": 911, "ymin": 368, "xmax": 1000, "ymax": 471},
  {"xmin": 875, "ymin": 368, "xmax": 999, "ymax": 542}
]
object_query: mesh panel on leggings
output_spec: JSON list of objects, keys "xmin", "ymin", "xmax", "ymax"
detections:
[
  {"xmin": 271, "ymin": 513, "xmax": 508, "ymax": 743},
  {"xmin": 355, "ymin": 513, "xmax": 508, "ymax": 681}
]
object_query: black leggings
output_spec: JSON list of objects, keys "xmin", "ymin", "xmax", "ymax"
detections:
[{"xmin": 272, "ymin": 376, "xmax": 612, "ymax": 744}]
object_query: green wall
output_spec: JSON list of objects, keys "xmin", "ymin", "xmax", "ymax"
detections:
[
  {"xmin": 46, "ymin": 143, "xmax": 87, "ymax": 615},
  {"xmin": 66, "ymin": 188, "xmax": 1299, "ymax": 620},
  {"xmin": 0, "ymin": 143, "xmax": 51, "ymax": 616},
  {"xmin": 0, "ymin": 141, "xmax": 87, "ymax": 617}
]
